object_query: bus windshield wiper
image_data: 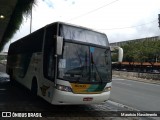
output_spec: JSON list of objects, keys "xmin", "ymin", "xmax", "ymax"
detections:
[
  {"xmin": 93, "ymin": 64, "xmax": 103, "ymax": 83},
  {"xmin": 90, "ymin": 53, "xmax": 103, "ymax": 83}
]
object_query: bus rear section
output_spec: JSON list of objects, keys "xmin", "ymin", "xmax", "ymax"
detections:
[{"xmin": 6, "ymin": 22, "xmax": 112, "ymax": 105}]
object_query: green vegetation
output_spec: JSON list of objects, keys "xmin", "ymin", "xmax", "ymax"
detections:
[
  {"xmin": 121, "ymin": 39, "xmax": 160, "ymax": 66},
  {"xmin": 0, "ymin": 0, "xmax": 37, "ymax": 52},
  {"xmin": 111, "ymin": 49, "xmax": 119, "ymax": 62}
]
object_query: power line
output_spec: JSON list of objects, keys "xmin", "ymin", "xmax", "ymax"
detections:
[
  {"xmin": 97, "ymin": 20, "xmax": 157, "ymax": 30},
  {"xmin": 66, "ymin": 0, "xmax": 119, "ymax": 22}
]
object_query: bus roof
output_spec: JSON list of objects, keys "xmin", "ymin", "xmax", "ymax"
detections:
[{"xmin": 47, "ymin": 21, "xmax": 106, "ymax": 36}]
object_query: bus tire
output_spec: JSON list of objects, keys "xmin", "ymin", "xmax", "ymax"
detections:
[
  {"xmin": 31, "ymin": 78, "xmax": 38, "ymax": 97},
  {"xmin": 9, "ymin": 70, "xmax": 15, "ymax": 85}
]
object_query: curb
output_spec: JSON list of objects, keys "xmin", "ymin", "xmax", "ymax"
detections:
[
  {"xmin": 112, "ymin": 75, "xmax": 160, "ymax": 85},
  {"xmin": 107, "ymin": 100, "xmax": 140, "ymax": 111},
  {"xmin": 107, "ymin": 100, "xmax": 159, "ymax": 120}
]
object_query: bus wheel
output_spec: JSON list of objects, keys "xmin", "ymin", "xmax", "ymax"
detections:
[
  {"xmin": 10, "ymin": 72, "xmax": 15, "ymax": 85},
  {"xmin": 31, "ymin": 78, "xmax": 38, "ymax": 97}
]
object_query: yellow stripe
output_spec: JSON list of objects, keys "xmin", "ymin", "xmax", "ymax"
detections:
[{"xmin": 70, "ymin": 83, "xmax": 102, "ymax": 94}]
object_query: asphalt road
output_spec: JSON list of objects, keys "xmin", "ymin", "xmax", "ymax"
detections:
[
  {"xmin": 0, "ymin": 64, "xmax": 6, "ymax": 72},
  {"xmin": 110, "ymin": 77, "xmax": 160, "ymax": 111},
  {"xmin": 0, "ymin": 72, "xmax": 141, "ymax": 120},
  {"xmin": 0, "ymin": 64, "xmax": 158, "ymax": 119}
]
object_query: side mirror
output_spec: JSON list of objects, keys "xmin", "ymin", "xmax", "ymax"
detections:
[
  {"xmin": 56, "ymin": 36, "xmax": 63, "ymax": 55},
  {"xmin": 118, "ymin": 47, "xmax": 123, "ymax": 62},
  {"xmin": 110, "ymin": 46, "xmax": 123, "ymax": 64}
]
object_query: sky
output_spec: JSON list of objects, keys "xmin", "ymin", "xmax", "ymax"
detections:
[{"xmin": 3, "ymin": 0, "xmax": 160, "ymax": 51}]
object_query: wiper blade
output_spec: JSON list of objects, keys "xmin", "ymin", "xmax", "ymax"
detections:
[
  {"xmin": 90, "ymin": 52, "xmax": 103, "ymax": 83},
  {"xmin": 93, "ymin": 64, "xmax": 103, "ymax": 83}
]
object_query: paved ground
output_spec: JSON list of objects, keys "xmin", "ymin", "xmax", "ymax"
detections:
[
  {"xmin": 112, "ymin": 74, "xmax": 160, "ymax": 85},
  {"xmin": 0, "ymin": 64, "xmax": 6, "ymax": 72},
  {"xmin": 0, "ymin": 76, "xmax": 141, "ymax": 120},
  {"xmin": 0, "ymin": 72, "xmax": 141, "ymax": 120},
  {"xmin": 111, "ymin": 77, "xmax": 160, "ymax": 111},
  {"xmin": 0, "ymin": 64, "xmax": 156, "ymax": 120}
]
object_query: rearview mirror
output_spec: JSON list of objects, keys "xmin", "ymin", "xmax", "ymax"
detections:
[
  {"xmin": 110, "ymin": 46, "xmax": 123, "ymax": 64},
  {"xmin": 56, "ymin": 36, "xmax": 63, "ymax": 55}
]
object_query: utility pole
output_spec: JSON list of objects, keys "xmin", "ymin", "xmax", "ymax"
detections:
[
  {"xmin": 158, "ymin": 14, "xmax": 160, "ymax": 29},
  {"xmin": 30, "ymin": 8, "xmax": 32, "ymax": 34}
]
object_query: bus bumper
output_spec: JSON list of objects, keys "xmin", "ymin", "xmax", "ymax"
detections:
[{"xmin": 51, "ymin": 89, "xmax": 110, "ymax": 105}]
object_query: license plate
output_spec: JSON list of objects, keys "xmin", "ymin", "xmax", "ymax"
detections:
[{"xmin": 83, "ymin": 97, "xmax": 93, "ymax": 101}]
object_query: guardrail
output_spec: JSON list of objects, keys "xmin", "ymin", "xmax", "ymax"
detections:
[{"xmin": 113, "ymin": 70, "xmax": 160, "ymax": 81}]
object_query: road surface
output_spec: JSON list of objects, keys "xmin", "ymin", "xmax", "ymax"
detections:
[
  {"xmin": 110, "ymin": 77, "xmax": 160, "ymax": 111},
  {"xmin": 0, "ymin": 64, "xmax": 158, "ymax": 119},
  {"xmin": 0, "ymin": 64, "xmax": 6, "ymax": 72},
  {"xmin": 0, "ymin": 72, "xmax": 141, "ymax": 120}
]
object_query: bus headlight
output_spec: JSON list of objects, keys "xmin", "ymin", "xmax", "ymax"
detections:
[
  {"xmin": 103, "ymin": 86, "xmax": 111, "ymax": 92},
  {"xmin": 56, "ymin": 84, "xmax": 72, "ymax": 92}
]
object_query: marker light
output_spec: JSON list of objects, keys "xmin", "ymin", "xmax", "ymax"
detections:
[
  {"xmin": 103, "ymin": 86, "xmax": 111, "ymax": 92},
  {"xmin": 56, "ymin": 84, "xmax": 72, "ymax": 92}
]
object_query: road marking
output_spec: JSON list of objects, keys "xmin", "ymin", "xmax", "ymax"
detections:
[
  {"xmin": 112, "ymin": 78, "xmax": 125, "ymax": 81},
  {"xmin": 113, "ymin": 77, "xmax": 160, "ymax": 86},
  {"xmin": 137, "ymin": 80, "xmax": 160, "ymax": 86},
  {"xmin": 115, "ymin": 82, "xmax": 131, "ymax": 86},
  {"xmin": 107, "ymin": 100, "xmax": 160, "ymax": 120},
  {"xmin": 0, "ymin": 89, "xmax": 6, "ymax": 91},
  {"xmin": 122, "ymin": 79, "xmax": 160, "ymax": 87},
  {"xmin": 107, "ymin": 100, "xmax": 140, "ymax": 111}
]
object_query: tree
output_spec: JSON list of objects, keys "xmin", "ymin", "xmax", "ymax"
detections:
[
  {"xmin": 0, "ymin": 0, "xmax": 37, "ymax": 51},
  {"xmin": 121, "ymin": 39, "xmax": 160, "ymax": 71}
]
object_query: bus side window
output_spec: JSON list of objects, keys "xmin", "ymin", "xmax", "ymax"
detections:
[
  {"xmin": 48, "ymin": 46, "xmax": 54, "ymax": 79},
  {"xmin": 43, "ymin": 24, "xmax": 57, "ymax": 81}
]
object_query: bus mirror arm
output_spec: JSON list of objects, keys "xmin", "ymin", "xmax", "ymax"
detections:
[{"xmin": 55, "ymin": 36, "xmax": 63, "ymax": 55}]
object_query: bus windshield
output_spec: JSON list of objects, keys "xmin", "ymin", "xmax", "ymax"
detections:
[{"xmin": 58, "ymin": 41, "xmax": 111, "ymax": 83}]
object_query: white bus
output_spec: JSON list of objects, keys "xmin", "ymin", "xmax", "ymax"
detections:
[{"xmin": 7, "ymin": 22, "xmax": 113, "ymax": 105}]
